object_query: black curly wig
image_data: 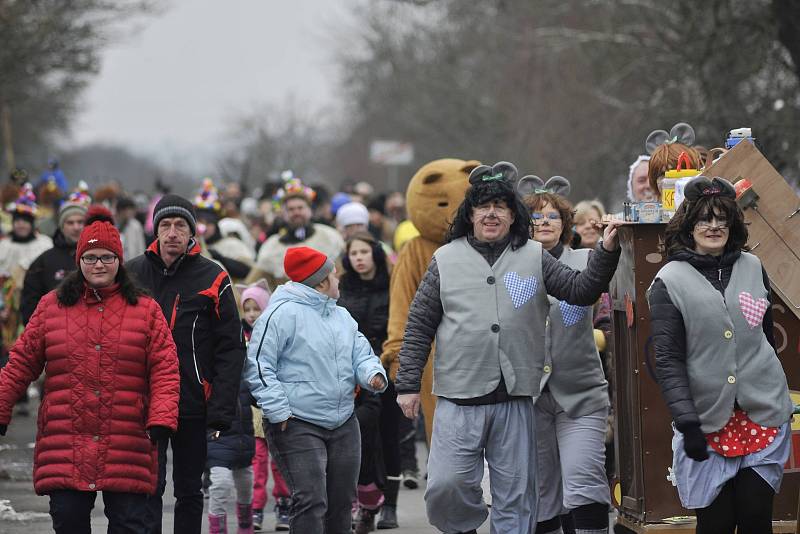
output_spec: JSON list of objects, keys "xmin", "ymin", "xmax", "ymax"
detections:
[{"xmin": 447, "ymin": 179, "xmax": 531, "ymax": 250}]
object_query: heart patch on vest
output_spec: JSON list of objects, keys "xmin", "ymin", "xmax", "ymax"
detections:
[
  {"xmin": 738, "ymin": 291, "xmax": 769, "ymax": 329},
  {"xmin": 559, "ymin": 301, "xmax": 587, "ymax": 327},
  {"xmin": 503, "ymin": 272, "xmax": 538, "ymax": 309}
]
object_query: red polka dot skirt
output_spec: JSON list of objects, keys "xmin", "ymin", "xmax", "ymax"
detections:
[{"xmin": 706, "ymin": 409, "xmax": 779, "ymax": 457}]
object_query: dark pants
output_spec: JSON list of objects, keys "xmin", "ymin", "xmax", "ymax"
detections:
[
  {"xmin": 695, "ymin": 467, "xmax": 775, "ymax": 534},
  {"xmin": 49, "ymin": 489, "xmax": 148, "ymax": 534},
  {"xmin": 398, "ymin": 408, "xmax": 419, "ymax": 472},
  {"xmin": 380, "ymin": 381, "xmax": 402, "ymax": 478},
  {"xmin": 267, "ymin": 414, "xmax": 361, "ymax": 534},
  {"xmin": 144, "ymin": 417, "xmax": 207, "ymax": 534},
  {"xmin": 380, "ymin": 381, "xmax": 404, "ymax": 507}
]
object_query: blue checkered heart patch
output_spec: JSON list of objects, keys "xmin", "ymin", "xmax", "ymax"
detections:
[
  {"xmin": 559, "ymin": 301, "xmax": 587, "ymax": 327},
  {"xmin": 503, "ymin": 272, "xmax": 539, "ymax": 309}
]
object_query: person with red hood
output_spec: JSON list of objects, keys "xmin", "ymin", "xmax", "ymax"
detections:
[{"xmin": 0, "ymin": 205, "xmax": 180, "ymax": 533}]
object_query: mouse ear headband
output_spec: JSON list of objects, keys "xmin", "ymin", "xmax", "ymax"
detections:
[
  {"xmin": 516, "ymin": 175, "xmax": 571, "ymax": 198},
  {"xmin": 468, "ymin": 161, "xmax": 518, "ymax": 185},
  {"xmin": 645, "ymin": 122, "xmax": 696, "ymax": 155},
  {"xmin": 683, "ymin": 176, "xmax": 736, "ymax": 203}
]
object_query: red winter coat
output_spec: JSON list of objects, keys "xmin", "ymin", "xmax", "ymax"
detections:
[{"xmin": 0, "ymin": 284, "xmax": 179, "ymax": 495}]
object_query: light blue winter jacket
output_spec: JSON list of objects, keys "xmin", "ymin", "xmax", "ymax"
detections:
[{"xmin": 245, "ymin": 281, "xmax": 387, "ymax": 431}]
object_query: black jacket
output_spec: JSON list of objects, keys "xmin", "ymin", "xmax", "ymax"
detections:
[
  {"xmin": 337, "ymin": 268, "xmax": 390, "ymax": 354},
  {"xmin": 206, "ymin": 378, "xmax": 255, "ymax": 469},
  {"xmin": 126, "ymin": 239, "xmax": 246, "ymax": 429},
  {"xmin": 649, "ymin": 248, "xmax": 775, "ymax": 429},
  {"xmin": 20, "ymin": 231, "xmax": 77, "ymax": 324}
]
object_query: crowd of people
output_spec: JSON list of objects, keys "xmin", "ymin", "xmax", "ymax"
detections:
[{"xmin": 0, "ymin": 129, "xmax": 793, "ymax": 534}]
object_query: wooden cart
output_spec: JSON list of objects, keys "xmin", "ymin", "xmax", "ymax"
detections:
[{"xmin": 609, "ymin": 141, "xmax": 800, "ymax": 533}]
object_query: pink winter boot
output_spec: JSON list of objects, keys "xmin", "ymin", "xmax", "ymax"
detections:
[
  {"xmin": 209, "ymin": 512, "xmax": 228, "ymax": 534},
  {"xmin": 237, "ymin": 503, "xmax": 254, "ymax": 534}
]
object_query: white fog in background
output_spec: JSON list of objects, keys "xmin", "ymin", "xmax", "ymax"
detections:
[{"xmin": 69, "ymin": 0, "xmax": 356, "ymax": 174}]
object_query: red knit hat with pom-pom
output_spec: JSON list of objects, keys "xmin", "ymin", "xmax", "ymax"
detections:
[{"xmin": 75, "ymin": 205, "xmax": 123, "ymax": 265}]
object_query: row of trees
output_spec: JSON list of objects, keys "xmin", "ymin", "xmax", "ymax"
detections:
[
  {"xmin": 3, "ymin": 1, "xmax": 800, "ymax": 208},
  {"xmin": 324, "ymin": 0, "xmax": 800, "ymax": 205},
  {"xmin": 0, "ymin": 0, "xmax": 156, "ymax": 174}
]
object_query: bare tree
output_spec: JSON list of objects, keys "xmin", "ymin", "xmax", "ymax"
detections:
[
  {"xmin": 330, "ymin": 0, "xmax": 800, "ymax": 206},
  {"xmin": 0, "ymin": 0, "xmax": 159, "ymax": 173},
  {"xmin": 216, "ymin": 99, "xmax": 332, "ymax": 190}
]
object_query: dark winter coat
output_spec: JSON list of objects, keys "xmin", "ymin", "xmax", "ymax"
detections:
[
  {"xmin": 649, "ymin": 248, "xmax": 775, "ymax": 429},
  {"xmin": 126, "ymin": 239, "xmax": 246, "ymax": 429},
  {"xmin": 339, "ymin": 267, "xmax": 390, "ymax": 487},
  {"xmin": 337, "ymin": 268, "xmax": 390, "ymax": 354},
  {"xmin": 207, "ymin": 378, "xmax": 255, "ymax": 470},
  {"xmin": 0, "ymin": 285, "xmax": 180, "ymax": 495},
  {"xmin": 355, "ymin": 387, "xmax": 385, "ymax": 486},
  {"xmin": 395, "ymin": 235, "xmax": 620, "ymax": 397},
  {"xmin": 20, "ymin": 230, "xmax": 77, "ymax": 325}
]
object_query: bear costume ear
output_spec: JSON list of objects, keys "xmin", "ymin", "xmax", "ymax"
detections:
[
  {"xmin": 543, "ymin": 176, "xmax": 571, "ymax": 197},
  {"xmin": 516, "ymin": 175, "xmax": 545, "ymax": 197},
  {"xmin": 460, "ymin": 160, "xmax": 482, "ymax": 174}
]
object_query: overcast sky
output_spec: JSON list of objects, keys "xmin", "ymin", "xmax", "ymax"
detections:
[{"xmin": 70, "ymin": 0, "xmax": 355, "ymax": 171}]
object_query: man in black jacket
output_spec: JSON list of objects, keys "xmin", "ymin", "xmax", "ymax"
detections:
[
  {"xmin": 20, "ymin": 198, "xmax": 87, "ymax": 324},
  {"xmin": 127, "ymin": 194, "xmax": 246, "ymax": 534}
]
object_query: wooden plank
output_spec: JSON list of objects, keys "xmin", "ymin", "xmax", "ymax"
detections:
[
  {"xmin": 705, "ymin": 141, "xmax": 800, "ymax": 316},
  {"xmin": 616, "ymin": 514, "xmax": 796, "ymax": 533},
  {"xmin": 611, "ymin": 224, "xmax": 800, "ymax": 525}
]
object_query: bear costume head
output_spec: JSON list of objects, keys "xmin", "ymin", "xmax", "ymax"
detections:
[{"xmin": 406, "ymin": 158, "xmax": 481, "ymax": 244}]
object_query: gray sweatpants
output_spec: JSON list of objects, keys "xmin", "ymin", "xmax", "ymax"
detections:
[
  {"xmin": 208, "ymin": 465, "xmax": 254, "ymax": 516},
  {"xmin": 534, "ymin": 391, "xmax": 611, "ymax": 522},
  {"xmin": 425, "ymin": 397, "xmax": 537, "ymax": 534}
]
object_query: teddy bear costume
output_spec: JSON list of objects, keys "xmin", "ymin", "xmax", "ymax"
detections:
[{"xmin": 381, "ymin": 158, "xmax": 478, "ymax": 443}]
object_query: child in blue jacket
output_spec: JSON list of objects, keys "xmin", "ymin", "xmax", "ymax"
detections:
[{"xmin": 245, "ymin": 246, "xmax": 387, "ymax": 533}]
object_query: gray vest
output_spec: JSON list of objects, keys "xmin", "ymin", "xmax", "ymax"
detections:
[
  {"xmin": 656, "ymin": 252, "xmax": 792, "ymax": 433},
  {"xmin": 541, "ymin": 247, "xmax": 609, "ymax": 417},
  {"xmin": 434, "ymin": 238, "xmax": 548, "ymax": 398}
]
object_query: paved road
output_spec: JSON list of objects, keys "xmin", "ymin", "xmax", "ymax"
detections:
[{"xmin": 0, "ymin": 399, "xmax": 494, "ymax": 533}]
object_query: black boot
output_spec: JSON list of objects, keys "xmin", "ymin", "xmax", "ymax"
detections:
[
  {"xmin": 376, "ymin": 504, "xmax": 398, "ymax": 529},
  {"xmin": 377, "ymin": 478, "xmax": 400, "ymax": 529}
]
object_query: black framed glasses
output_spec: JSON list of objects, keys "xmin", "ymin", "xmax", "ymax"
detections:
[
  {"xmin": 81, "ymin": 254, "xmax": 118, "ymax": 265},
  {"xmin": 694, "ymin": 220, "xmax": 729, "ymax": 232}
]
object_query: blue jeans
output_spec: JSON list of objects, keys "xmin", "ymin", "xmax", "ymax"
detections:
[
  {"xmin": 267, "ymin": 414, "xmax": 361, "ymax": 534},
  {"xmin": 49, "ymin": 489, "xmax": 148, "ymax": 534}
]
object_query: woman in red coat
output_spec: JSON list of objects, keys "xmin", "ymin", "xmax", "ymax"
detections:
[{"xmin": 0, "ymin": 206, "xmax": 180, "ymax": 534}]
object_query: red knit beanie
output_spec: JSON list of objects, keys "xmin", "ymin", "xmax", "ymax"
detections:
[
  {"xmin": 284, "ymin": 246, "xmax": 334, "ymax": 287},
  {"xmin": 76, "ymin": 205, "xmax": 124, "ymax": 265}
]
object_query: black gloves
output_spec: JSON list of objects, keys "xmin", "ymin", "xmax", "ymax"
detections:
[
  {"xmin": 679, "ymin": 422, "xmax": 709, "ymax": 462},
  {"xmin": 0, "ymin": 424, "xmax": 6, "ymax": 436},
  {"xmin": 147, "ymin": 425, "xmax": 172, "ymax": 443}
]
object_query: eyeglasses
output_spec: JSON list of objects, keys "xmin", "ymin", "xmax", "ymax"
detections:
[
  {"xmin": 81, "ymin": 254, "xmax": 118, "ymax": 265},
  {"xmin": 474, "ymin": 204, "xmax": 510, "ymax": 215},
  {"xmin": 695, "ymin": 220, "xmax": 729, "ymax": 232},
  {"xmin": 531, "ymin": 212, "xmax": 562, "ymax": 225}
]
